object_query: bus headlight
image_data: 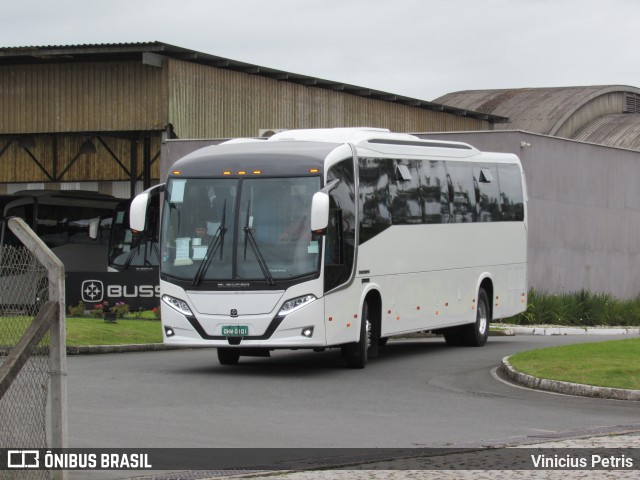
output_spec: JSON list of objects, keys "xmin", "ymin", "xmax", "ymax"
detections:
[
  {"xmin": 162, "ymin": 294, "xmax": 193, "ymax": 317},
  {"xmin": 278, "ymin": 294, "xmax": 316, "ymax": 316}
]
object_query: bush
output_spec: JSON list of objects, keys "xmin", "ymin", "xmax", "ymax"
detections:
[
  {"xmin": 90, "ymin": 301, "xmax": 109, "ymax": 318},
  {"xmin": 505, "ymin": 290, "xmax": 640, "ymax": 326},
  {"xmin": 68, "ymin": 301, "xmax": 86, "ymax": 317},
  {"xmin": 111, "ymin": 301, "xmax": 130, "ymax": 318}
]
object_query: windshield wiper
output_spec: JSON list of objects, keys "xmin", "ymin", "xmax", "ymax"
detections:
[
  {"xmin": 192, "ymin": 200, "xmax": 227, "ymax": 286},
  {"xmin": 243, "ymin": 200, "xmax": 275, "ymax": 286}
]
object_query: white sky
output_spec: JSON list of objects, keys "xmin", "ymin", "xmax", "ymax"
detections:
[{"xmin": 2, "ymin": 0, "xmax": 639, "ymax": 101}]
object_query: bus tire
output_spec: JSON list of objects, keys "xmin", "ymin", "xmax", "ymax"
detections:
[
  {"xmin": 217, "ymin": 347, "xmax": 240, "ymax": 365},
  {"xmin": 344, "ymin": 302, "xmax": 371, "ymax": 369},
  {"xmin": 461, "ymin": 288, "xmax": 490, "ymax": 347}
]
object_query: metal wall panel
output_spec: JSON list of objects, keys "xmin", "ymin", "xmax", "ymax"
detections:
[
  {"xmin": 0, "ymin": 62, "xmax": 167, "ymax": 134},
  {"xmin": 166, "ymin": 59, "xmax": 487, "ymax": 139}
]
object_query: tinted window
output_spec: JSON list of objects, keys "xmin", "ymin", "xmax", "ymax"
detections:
[
  {"xmin": 419, "ymin": 160, "xmax": 450, "ymax": 224},
  {"xmin": 498, "ymin": 164, "xmax": 525, "ymax": 221},
  {"xmin": 325, "ymin": 158, "xmax": 357, "ymax": 292},
  {"xmin": 446, "ymin": 162, "xmax": 476, "ymax": 223},
  {"xmin": 359, "ymin": 158, "xmax": 392, "ymax": 243},
  {"xmin": 473, "ymin": 164, "xmax": 502, "ymax": 222}
]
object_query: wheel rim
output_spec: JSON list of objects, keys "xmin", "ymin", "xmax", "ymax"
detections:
[{"xmin": 478, "ymin": 300, "xmax": 488, "ymax": 335}]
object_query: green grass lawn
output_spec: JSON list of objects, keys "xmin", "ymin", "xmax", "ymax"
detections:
[
  {"xmin": 508, "ymin": 338, "xmax": 640, "ymax": 390},
  {"xmin": 65, "ymin": 317, "xmax": 163, "ymax": 346}
]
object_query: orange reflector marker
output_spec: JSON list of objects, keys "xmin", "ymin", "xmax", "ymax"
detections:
[
  {"xmin": 309, "ymin": 168, "xmax": 319, "ymax": 173},
  {"xmin": 253, "ymin": 170, "xmax": 262, "ymax": 175},
  {"xmin": 238, "ymin": 171, "xmax": 247, "ymax": 175},
  {"xmin": 396, "ymin": 316, "xmax": 400, "ymax": 320},
  {"xmin": 222, "ymin": 171, "xmax": 232, "ymax": 175},
  {"xmin": 172, "ymin": 170, "xmax": 181, "ymax": 175}
]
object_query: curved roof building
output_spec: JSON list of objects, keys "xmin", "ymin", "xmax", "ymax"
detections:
[{"xmin": 434, "ymin": 85, "xmax": 640, "ymax": 150}]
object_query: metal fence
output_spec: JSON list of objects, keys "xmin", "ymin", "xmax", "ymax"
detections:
[{"xmin": 0, "ymin": 218, "xmax": 67, "ymax": 480}]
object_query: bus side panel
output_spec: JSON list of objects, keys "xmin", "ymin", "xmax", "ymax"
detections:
[{"xmin": 358, "ymin": 221, "xmax": 527, "ymax": 335}]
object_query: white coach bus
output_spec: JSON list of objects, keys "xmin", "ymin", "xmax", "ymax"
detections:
[{"xmin": 130, "ymin": 128, "xmax": 527, "ymax": 368}]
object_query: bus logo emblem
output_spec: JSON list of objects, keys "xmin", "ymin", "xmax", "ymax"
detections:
[
  {"xmin": 230, "ymin": 309, "xmax": 238, "ymax": 317},
  {"xmin": 82, "ymin": 280, "xmax": 104, "ymax": 302}
]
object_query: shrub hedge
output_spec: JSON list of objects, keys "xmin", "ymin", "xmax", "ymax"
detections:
[{"xmin": 504, "ymin": 290, "xmax": 640, "ymax": 326}]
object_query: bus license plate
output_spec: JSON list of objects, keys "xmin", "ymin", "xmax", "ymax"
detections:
[{"xmin": 222, "ymin": 325, "xmax": 249, "ymax": 337}]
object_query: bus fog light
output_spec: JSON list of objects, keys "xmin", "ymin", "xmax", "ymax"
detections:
[
  {"xmin": 301, "ymin": 326, "xmax": 314, "ymax": 338},
  {"xmin": 164, "ymin": 326, "xmax": 175, "ymax": 337},
  {"xmin": 279, "ymin": 294, "xmax": 316, "ymax": 316}
]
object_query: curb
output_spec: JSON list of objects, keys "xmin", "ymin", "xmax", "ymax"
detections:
[
  {"xmin": 501, "ymin": 325, "xmax": 640, "ymax": 336},
  {"xmin": 66, "ymin": 344, "xmax": 187, "ymax": 355},
  {"xmin": 499, "ymin": 355, "xmax": 640, "ymax": 401}
]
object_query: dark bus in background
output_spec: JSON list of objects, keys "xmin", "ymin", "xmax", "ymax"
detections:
[
  {"xmin": 0, "ymin": 189, "xmax": 161, "ymax": 311},
  {"xmin": 0, "ymin": 190, "xmax": 118, "ymax": 312}
]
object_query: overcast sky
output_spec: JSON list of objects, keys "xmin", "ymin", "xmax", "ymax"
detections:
[{"xmin": 2, "ymin": 0, "xmax": 639, "ymax": 101}]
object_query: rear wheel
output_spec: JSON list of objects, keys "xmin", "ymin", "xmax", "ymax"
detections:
[
  {"xmin": 344, "ymin": 302, "xmax": 371, "ymax": 369},
  {"xmin": 217, "ymin": 347, "xmax": 240, "ymax": 365},
  {"xmin": 461, "ymin": 288, "xmax": 490, "ymax": 346}
]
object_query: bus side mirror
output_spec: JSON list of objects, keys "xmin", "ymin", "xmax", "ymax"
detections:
[
  {"xmin": 130, "ymin": 192, "xmax": 150, "ymax": 232},
  {"xmin": 88, "ymin": 217, "xmax": 100, "ymax": 240},
  {"xmin": 130, "ymin": 183, "xmax": 165, "ymax": 232},
  {"xmin": 310, "ymin": 192, "xmax": 330, "ymax": 233}
]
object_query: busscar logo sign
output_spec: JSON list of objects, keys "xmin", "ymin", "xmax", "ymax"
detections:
[
  {"xmin": 82, "ymin": 280, "xmax": 104, "ymax": 302},
  {"xmin": 67, "ymin": 271, "xmax": 160, "ymax": 311},
  {"xmin": 82, "ymin": 280, "xmax": 158, "ymax": 302}
]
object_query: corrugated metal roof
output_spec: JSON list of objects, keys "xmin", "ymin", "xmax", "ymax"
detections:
[
  {"xmin": 0, "ymin": 41, "xmax": 507, "ymax": 124},
  {"xmin": 434, "ymin": 85, "xmax": 640, "ymax": 135},
  {"xmin": 572, "ymin": 114, "xmax": 640, "ymax": 151}
]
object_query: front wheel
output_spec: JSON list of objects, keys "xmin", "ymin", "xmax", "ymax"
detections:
[
  {"xmin": 343, "ymin": 303, "xmax": 371, "ymax": 369},
  {"xmin": 217, "ymin": 347, "xmax": 240, "ymax": 365}
]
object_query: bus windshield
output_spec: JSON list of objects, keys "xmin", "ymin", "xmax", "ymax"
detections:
[{"xmin": 160, "ymin": 176, "xmax": 322, "ymax": 284}]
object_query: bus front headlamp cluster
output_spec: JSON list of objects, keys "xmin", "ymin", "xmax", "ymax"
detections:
[
  {"xmin": 278, "ymin": 294, "xmax": 316, "ymax": 316},
  {"xmin": 162, "ymin": 294, "xmax": 193, "ymax": 317}
]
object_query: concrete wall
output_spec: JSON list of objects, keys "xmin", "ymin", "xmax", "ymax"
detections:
[{"xmin": 414, "ymin": 130, "xmax": 640, "ymax": 299}]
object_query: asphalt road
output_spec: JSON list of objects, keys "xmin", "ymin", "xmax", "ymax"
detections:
[{"xmin": 67, "ymin": 334, "xmax": 640, "ymax": 450}]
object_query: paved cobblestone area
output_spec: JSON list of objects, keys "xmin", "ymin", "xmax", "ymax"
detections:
[{"xmin": 209, "ymin": 433, "xmax": 640, "ymax": 480}]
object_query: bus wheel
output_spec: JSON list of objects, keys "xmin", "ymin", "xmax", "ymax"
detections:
[
  {"xmin": 462, "ymin": 289, "xmax": 490, "ymax": 347},
  {"xmin": 344, "ymin": 303, "xmax": 371, "ymax": 369},
  {"xmin": 217, "ymin": 348, "xmax": 240, "ymax": 365}
]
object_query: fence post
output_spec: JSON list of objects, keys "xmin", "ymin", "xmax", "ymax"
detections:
[{"xmin": 8, "ymin": 218, "xmax": 67, "ymax": 479}]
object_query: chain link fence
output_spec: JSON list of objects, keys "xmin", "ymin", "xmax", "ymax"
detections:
[{"xmin": 0, "ymin": 218, "xmax": 66, "ymax": 480}]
